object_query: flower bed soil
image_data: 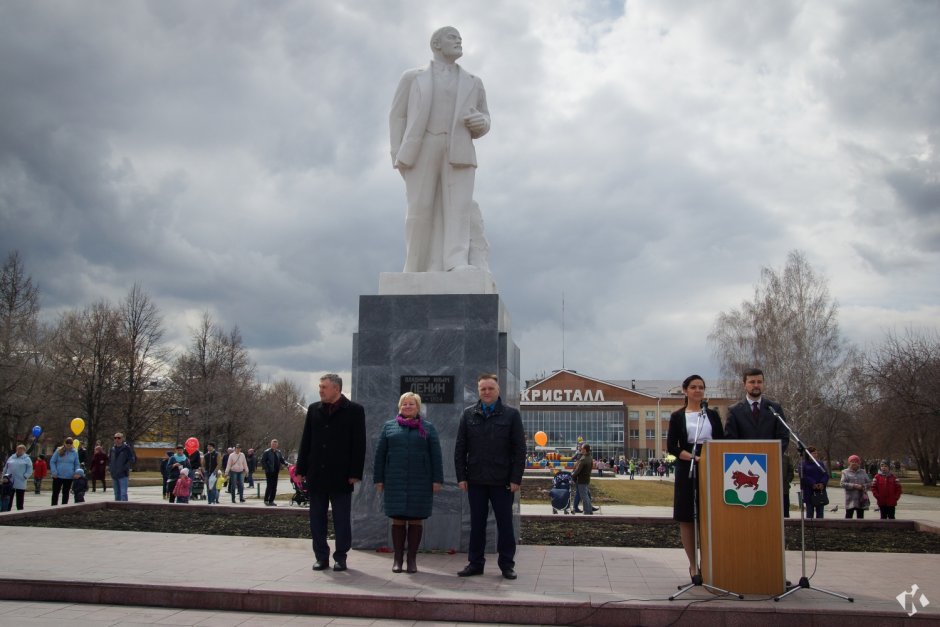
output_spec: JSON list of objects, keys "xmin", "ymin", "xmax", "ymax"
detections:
[{"xmin": 3, "ymin": 508, "xmax": 939, "ymax": 553}]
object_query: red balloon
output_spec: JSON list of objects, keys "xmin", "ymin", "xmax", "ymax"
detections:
[{"xmin": 185, "ymin": 437, "xmax": 199, "ymax": 455}]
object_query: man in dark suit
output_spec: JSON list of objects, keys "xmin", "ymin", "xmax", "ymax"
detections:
[
  {"xmin": 724, "ymin": 368, "xmax": 790, "ymax": 452},
  {"xmin": 295, "ymin": 374, "xmax": 366, "ymax": 572}
]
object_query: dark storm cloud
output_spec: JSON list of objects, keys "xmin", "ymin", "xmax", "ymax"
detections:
[{"xmin": 2, "ymin": 1, "xmax": 938, "ymax": 398}]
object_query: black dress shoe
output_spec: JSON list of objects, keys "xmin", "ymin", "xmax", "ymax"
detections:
[
  {"xmin": 457, "ymin": 565, "xmax": 484, "ymax": 577},
  {"xmin": 312, "ymin": 560, "xmax": 330, "ymax": 571},
  {"xmin": 572, "ymin": 508, "xmax": 583, "ymax": 513},
  {"xmin": 501, "ymin": 568, "xmax": 517, "ymax": 580},
  {"xmin": 332, "ymin": 561, "xmax": 348, "ymax": 572}
]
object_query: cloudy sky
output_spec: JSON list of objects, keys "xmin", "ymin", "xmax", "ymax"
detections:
[{"xmin": 2, "ymin": 1, "xmax": 938, "ymax": 400}]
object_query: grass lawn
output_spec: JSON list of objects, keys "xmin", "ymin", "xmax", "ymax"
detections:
[
  {"xmin": 521, "ymin": 477, "xmax": 674, "ymax": 507},
  {"xmin": 592, "ymin": 479, "xmax": 674, "ymax": 507},
  {"xmin": 899, "ymin": 482, "xmax": 940, "ymax": 498}
]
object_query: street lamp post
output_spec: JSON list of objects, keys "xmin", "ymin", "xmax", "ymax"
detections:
[{"xmin": 168, "ymin": 407, "xmax": 191, "ymax": 445}]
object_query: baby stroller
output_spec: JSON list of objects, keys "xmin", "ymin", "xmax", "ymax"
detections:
[
  {"xmin": 288, "ymin": 464, "xmax": 309, "ymax": 507},
  {"xmin": 190, "ymin": 469, "xmax": 206, "ymax": 501},
  {"xmin": 550, "ymin": 470, "xmax": 573, "ymax": 514}
]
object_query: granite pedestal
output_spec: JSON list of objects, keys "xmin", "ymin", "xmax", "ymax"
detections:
[{"xmin": 351, "ymin": 292, "xmax": 521, "ymax": 553}]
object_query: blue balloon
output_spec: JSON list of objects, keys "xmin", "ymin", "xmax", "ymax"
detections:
[{"xmin": 31, "ymin": 425, "xmax": 42, "ymax": 438}]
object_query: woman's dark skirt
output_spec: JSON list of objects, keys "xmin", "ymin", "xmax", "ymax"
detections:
[{"xmin": 673, "ymin": 458, "xmax": 701, "ymax": 523}]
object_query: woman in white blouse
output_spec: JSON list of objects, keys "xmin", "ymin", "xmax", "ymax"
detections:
[{"xmin": 666, "ymin": 374, "xmax": 725, "ymax": 581}]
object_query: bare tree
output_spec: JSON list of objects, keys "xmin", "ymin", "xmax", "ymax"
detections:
[
  {"xmin": 47, "ymin": 301, "xmax": 122, "ymax": 449},
  {"xmin": 0, "ymin": 251, "xmax": 45, "ymax": 453},
  {"xmin": 171, "ymin": 313, "xmax": 259, "ymax": 448},
  {"xmin": 114, "ymin": 283, "xmax": 169, "ymax": 445},
  {"xmin": 859, "ymin": 328, "xmax": 940, "ymax": 485},
  {"xmin": 215, "ymin": 325, "xmax": 258, "ymax": 446},
  {"xmin": 248, "ymin": 378, "xmax": 306, "ymax": 459},
  {"xmin": 709, "ymin": 251, "xmax": 854, "ymax": 464}
]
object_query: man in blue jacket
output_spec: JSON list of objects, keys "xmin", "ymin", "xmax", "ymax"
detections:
[{"xmin": 454, "ymin": 373, "xmax": 526, "ymax": 580}]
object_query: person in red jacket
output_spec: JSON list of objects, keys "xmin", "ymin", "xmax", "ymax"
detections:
[
  {"xmin": 872, "ymin": 460, "xmax": 903, "ymax": 520},
  {"xmin": 32, "ymin": 454, "xmax": 48, "ymax": 494}
]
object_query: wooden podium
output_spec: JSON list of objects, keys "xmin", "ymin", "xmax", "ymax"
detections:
[{"xmin": 699, "ymin": 440, "xmax": 786, "ymax": 595}]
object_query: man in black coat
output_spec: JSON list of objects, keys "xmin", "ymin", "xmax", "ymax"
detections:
[
  {"xmin": 454, "ymin": 373, "xmax": 526, "ymax": 580},
  {"xmin": 295, "ymin": 374, "xmax": 366, "ymax": 572},
  {"xmin": 724, "ymin": 368, "xmax": 790, "ymax": 452},
  {"xmin": 203, "ymin": 442, "xmax": 219, "ymax": 478},
  {"xmin": 261, "ymin": 439, "xmax": 288, "ymax": 506}
]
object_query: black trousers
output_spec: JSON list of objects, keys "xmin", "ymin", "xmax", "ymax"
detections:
[
  {"xmin": 264, "ymin": 471, "xmax": 279, "ymax": 502},
  {"xmin": 14, "ymin": 489, "xmax": 25, "ymax": 510},
  {"xmin": 51, "ymin": 478, "xmax": 73, "ymax": 505},
  {"xmin": 467, "ymin": 483, "xmax": 516, "ymax": 572},
  {"xmin": 309, "ymin": 490, "xmax": 351, "ymax": 562}
]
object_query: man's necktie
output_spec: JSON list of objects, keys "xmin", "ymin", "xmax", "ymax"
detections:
[{"xmin": 751, "ymin": 401, "xmax": 760, "ymax": 421}]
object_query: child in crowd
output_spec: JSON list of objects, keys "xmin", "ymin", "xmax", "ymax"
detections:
[
  {"xmin": 0, "ymin": 474, "xmax": 13, "ymax": 512},
  {"xmin": 72, "ymin": 468, "xmax": 88, "ymax": 503},
  {"xmin": 173, "ymin": 467, "xmax": 192, "ymax": 504},
  {"xmin": 33, "ymin": 454, "xmax": 48, "ymax": 494},
  {"xmin": 215, "ymin": 469, "xmax": 227, "ymax": 498},
  {"xmin": 872, "ymin": 460, "xmax": 903, "ymax": 520},
  {"xmin": 207, "ymin": 469, "xmax": 220, "ymax": 504}
]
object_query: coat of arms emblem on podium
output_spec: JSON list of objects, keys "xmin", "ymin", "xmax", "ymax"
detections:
[{"xmin": 723, "ymin": 453, "xmax": 769, "ymax": 508}]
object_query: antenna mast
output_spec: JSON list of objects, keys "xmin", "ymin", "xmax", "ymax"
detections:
[{"xmin": 561, "ymin": 291, "xmax": 565, "ymax": 370}]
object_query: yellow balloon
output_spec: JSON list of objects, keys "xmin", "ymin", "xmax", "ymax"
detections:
[
  {"xmin": 72, "ymin": 439, "xmax": 80, "ymax": 451},
  {"xmin": 534, "ymin": 431, "xmax": 548, "ymax": 447},
  {"xmin": 70, "ymin": 417, "xmax": 85, "ymax": 436}
]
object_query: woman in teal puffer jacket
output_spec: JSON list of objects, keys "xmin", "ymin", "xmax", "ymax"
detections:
[{"xmin": 373, "ymin": 392, "xmax": 444, "ymax": 574}]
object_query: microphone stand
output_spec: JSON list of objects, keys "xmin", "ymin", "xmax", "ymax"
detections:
[
  {"xmin": 671, "ymin": 402, "xmax": 742, "ymax": 600},
  {"xmin": 767, "ymin": 405, "xmax": 853, "ymax": 603}
]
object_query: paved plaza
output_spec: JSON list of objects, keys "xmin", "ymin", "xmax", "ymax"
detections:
[{"xmin": 1, "ymin": 476, "xmax": 938, "ymax": 625}]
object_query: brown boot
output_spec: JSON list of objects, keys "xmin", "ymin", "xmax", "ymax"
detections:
[
  {"xmin": 391, "ymin": 524, "xmax": 406, "ymax": 573},
  {"xmin": 406, "ymin": 523, "xmax": 423, "ymax": 574}
]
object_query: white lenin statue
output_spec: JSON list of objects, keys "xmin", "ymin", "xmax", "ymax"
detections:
[{"xmin": 390, "ymin": 26, "xmax": 491, "ymax": 273}]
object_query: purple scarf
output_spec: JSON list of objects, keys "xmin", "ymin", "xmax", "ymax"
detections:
[{"xmin": 396, "ymin": 414, "xmax": 427, "ymax": 438}]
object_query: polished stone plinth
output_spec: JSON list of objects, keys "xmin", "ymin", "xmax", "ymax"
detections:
[
  {"xmin": 351, "ymin": 293, "xmax": 521, "ymax": 552},
  {"xmin": 379, "ymin": 270, "xmax": 497, "ymax": 295}
]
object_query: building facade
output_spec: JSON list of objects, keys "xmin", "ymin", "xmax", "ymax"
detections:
[{"xmin": 521, "ymin": 370, "xmax": 735, "ymax": 461}]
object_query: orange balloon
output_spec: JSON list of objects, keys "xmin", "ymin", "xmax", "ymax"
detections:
[{"xmin": 534, "ymin": 431, "xmax": 548, "ymax": 447}]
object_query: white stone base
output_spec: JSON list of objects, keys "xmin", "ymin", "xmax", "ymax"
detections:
[{"xmin": 378, "ymin": 270, "xmax": 498, "ymax": 295}]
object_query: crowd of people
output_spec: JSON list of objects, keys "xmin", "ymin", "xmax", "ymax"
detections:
[
  {"xmin": 157, "ymin": 439, "xmax": 290, "ymax": 505},
  {"xmin": 0, "ymin": 430, "xmax": 296, "ymax": 511},
  {"xmin": 0, "ymin": 432, "xmax": 135, "ymax": 510}
]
